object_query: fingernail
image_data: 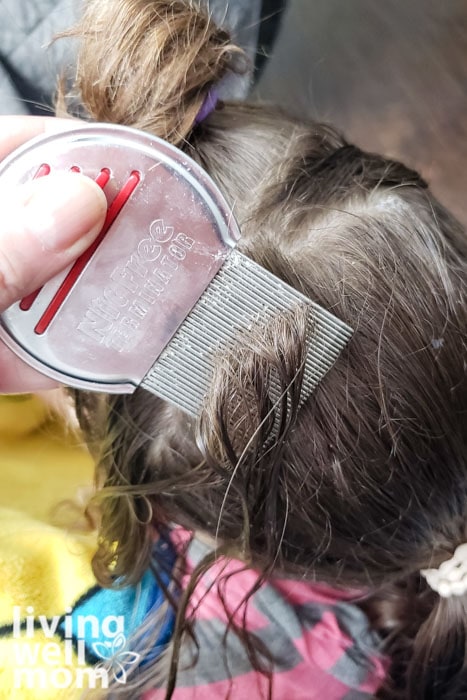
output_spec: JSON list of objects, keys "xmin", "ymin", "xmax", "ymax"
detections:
[{"xmin": 24, "ymin": 173, "xmax": 107, "ymax": 251}]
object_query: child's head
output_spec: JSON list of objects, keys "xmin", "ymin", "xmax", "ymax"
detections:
[{"xmin": 68, "ymin": 0, "xmax": 467, "ymax": 696}]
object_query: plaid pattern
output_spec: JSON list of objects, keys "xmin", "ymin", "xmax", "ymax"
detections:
[{"xmin": 143, "ymin": 537, "xmax": 386, "ymax": 699}]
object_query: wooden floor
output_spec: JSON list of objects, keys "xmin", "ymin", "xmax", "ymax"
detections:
[{"xmin": 258, "ymin": 0, "xmax": 467, "ymax": 225}]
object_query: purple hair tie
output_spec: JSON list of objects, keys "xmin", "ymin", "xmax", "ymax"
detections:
[{"xmin": 194, "ymin": 88, "xmax": 219, "ymax": 125}]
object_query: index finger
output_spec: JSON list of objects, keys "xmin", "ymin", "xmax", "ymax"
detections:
[{"xmin": 0, "ymin": 115, "xmax": 81, "ymax": 162}]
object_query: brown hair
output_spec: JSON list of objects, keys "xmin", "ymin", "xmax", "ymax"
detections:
[{"xmin": 65, "ymin": 1, "xmax": 467, "ymax": 698}]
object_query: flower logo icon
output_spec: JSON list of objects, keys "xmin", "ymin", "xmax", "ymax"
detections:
[{"xmin": 92, "ymin": 633, "xmax": 141, "ymax": 684}]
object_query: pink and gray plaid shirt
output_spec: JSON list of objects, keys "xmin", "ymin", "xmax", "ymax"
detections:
[{"xmin": 143, "ymin": 536, "xmax": 386, "ymax": 700}]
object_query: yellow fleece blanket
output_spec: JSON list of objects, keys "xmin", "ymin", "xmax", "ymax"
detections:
[{"xmin": 0, "ymin": 394, "xmax": 97, "ymax": 699}]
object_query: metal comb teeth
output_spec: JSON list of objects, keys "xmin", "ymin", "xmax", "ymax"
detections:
[
  {"xmin": 144, "ymin": 250, "xmax": 353, "ymax": 415},
  {"xmin": 0, "ymin": 123, "xmax": 352, "ymax": 415}
]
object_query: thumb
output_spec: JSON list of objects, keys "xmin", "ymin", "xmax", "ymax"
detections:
[{"xmin": 0, "ymin": 173, "xmax": 107, "ymax": 312}]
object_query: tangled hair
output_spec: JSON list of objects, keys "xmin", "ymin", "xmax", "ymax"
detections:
[
  {"xmin": 66, "ymin": 1, "xmax": 467, "ymax": 698},
  {"xmin": 59, "ymin": 0, "xmax": 246, "ymax": 144}
]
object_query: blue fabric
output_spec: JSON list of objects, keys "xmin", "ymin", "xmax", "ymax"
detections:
[{"xmin": 59, "ymin": 536, "xmax": 177, "ymax": 665}]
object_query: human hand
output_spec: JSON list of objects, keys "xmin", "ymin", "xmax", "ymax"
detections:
[{"xmin": 0, "ymin": 116, "xmax": 107, "ymax": 392}]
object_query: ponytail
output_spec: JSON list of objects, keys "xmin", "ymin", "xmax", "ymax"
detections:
[
  {"xmin": 364, "ymin": 577, "xmax": 467, "ymax": 699},
  {"xmin": 61, "ymin": 0, "xmax": 247, "ymax": 143},
  {"xmin": 408, "ymin": 594, "xmax": 467, "ymax": 699}
]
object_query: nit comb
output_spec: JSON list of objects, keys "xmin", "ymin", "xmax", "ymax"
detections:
[{"xmin": 0, "ymin": 123, "xmax": 352, "ymax": 415}]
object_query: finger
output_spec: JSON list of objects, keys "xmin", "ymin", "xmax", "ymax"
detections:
[
  {"xmin": 0, "ymin": 341, "xmax": 59, "ymax": 392},
  {"xmin": 0, "ymin": 172, "xmax": 107, "ymax": 311},
  {"xmin": 0, "ymin": 115, "xmax": 80, "ymax": 161}
]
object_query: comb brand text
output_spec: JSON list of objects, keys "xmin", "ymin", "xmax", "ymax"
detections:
[{"xmin": 77, "ymin": 219, "xmax": 194, "ymax": 351}]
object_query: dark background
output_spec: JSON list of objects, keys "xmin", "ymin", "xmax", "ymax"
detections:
[{"xmin": 257, "ymin": 0, "xmax": 467, "ymax": 225}]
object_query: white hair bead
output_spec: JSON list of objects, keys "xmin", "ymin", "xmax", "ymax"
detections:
[{"xmin": 421, "ymin": 544, "xmax": 467, "ymax": 598}]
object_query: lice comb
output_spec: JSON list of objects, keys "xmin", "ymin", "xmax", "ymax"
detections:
[{"xmin": 0, "ymin": 124, "xmax": 352, "ymax": 415}]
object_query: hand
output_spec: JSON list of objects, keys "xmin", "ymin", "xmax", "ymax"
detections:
[{"xmin": 0, "ymin": 116, "xmax": 107, "ymax": 392}]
